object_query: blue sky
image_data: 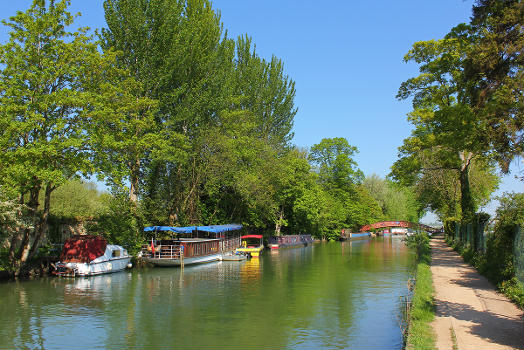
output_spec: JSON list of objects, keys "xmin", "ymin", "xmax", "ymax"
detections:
[{"xmin": 1, "ymin": 1, "xmax": 522, "ymax": 222}]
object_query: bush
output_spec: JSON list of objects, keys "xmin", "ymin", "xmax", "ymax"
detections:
[
  {"xmin": 85, "ymin": 194, "xmax": 142, "ymax": 254},
  {"xmin": 447, "ymin": 193, "xmax": 524, "ymax": 310}
]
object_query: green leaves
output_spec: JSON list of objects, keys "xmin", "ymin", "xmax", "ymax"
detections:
[
  {"xmin": 0, "ymin": 0, "xmax": 100, "ymax": 194},
  {"xmin": 394, "ymin": 28, "xmax": 501, "ymax": 221},
  {"xmin": 309, "ymin": 137, "xmax": 364, "ymax": 190}
]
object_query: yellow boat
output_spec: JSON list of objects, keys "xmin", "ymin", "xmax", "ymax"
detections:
[{"xmin": 236, "ymin": 235, "xmax": 264, "ymax": 257}]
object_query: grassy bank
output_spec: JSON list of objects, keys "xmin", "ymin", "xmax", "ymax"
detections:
[{"xmin": 405, "ymin": 233, "xmax": 436, "ymax": 350}]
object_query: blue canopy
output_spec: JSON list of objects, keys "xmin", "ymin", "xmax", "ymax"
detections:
[{"xmin": 144, "ymin": 224, "xmax": 242, "ymax": 234}]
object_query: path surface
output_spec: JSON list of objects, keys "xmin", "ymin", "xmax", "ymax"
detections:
[{"xmin": 430, "ymin": 236, "xmax": 524, "ymax": 350}]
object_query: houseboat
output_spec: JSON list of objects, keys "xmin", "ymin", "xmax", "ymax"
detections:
[
  {"xmin": 140, "ymin": 224, "xmax": 242, "ymax": 267},
  {"xmin": 53, "ymin": 235, "xmax": 132, "ymax": 277},
  {"xmin": 236, "ymin": 234, "xmax": 264, "ymax": 257},
  {"xmin": 267, "ymin": 234, "xmax": 314, "ymax": 250}
]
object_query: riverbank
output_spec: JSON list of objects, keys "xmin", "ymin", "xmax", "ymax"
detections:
[
  {"xmin": 405, "ymin": 233, "xmax": 436, "ymax": 350},
  {"xmin": 431, "ymin": 236, "xmax": 524, "ymax": 350}
]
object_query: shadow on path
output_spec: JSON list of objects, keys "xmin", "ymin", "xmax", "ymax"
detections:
[{"xmin": 431, "ymin": 236, "xmax": 524, "ymax": 350}]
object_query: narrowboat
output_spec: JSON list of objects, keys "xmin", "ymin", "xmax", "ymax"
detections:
[
  {"xmin": 236, "ymin": 234, "xmax": 264, "ymax": 257},
  {"xmin": 53, "ymin": 235, "xmax": 132, "ymax": 277},
  {"xmin": 267, "ymin": 234, "xmax": 314, "ymax": 249},
  {"xmin": 140, "ymin": 224, "xmax": 242, "ymax": 267}
]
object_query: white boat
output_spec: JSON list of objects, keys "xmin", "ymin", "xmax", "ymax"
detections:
[
  {"xmin": 140, "ymin": 224, "xmax": 242, "ymax": 267},
  {"xmin": 53, "ymin": 235, "xmax": 132, "ymax": 277}
]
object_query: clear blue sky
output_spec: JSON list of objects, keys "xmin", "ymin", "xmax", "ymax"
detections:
[{"xmin": 1, "ymin": 1, "xmax": 522, "ymax": 221}]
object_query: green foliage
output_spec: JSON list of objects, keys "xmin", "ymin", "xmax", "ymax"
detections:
[
  {"xmin": 363, "ymin": 174, "xmax": 423, "ymax": 222},
  {"xmin": 405, "ymin": 233, "xmax": 431, "ymax": 265},
  {"xmin": 0, "ymin": 0, "xmax": 101, "ymax": 191},
  {"xmin": 447, "ymin": 192, "xmax": 524, "ymax": 309},
  {"xmin": 468, "ymin": 1, "xmax": 524, "ymax": 170},
  {"xmin": 85, "ymin": 193, "xmax": 141, "ymax": 253},
  {"xmin": 499, "ymin": 277, "xmax": 524, "ymax": 309},
  {"xmin": 394, "ymin": 35, "xmax": 500, "ymax": 222},
  {"xmin": 234, "ymin": 35, "xmax": 297, "ymax": 147},
  {"xmin": 483, "ymin": 193, "xmax": 523, "ymax": 284},
  {"xmin": 0, "ymin": 0, "xmax": 112, "ymax": 266},
  {"xmin": 309, "ymin": 137, "xmax": 364, "ymax": 190},
  {"xmin": 306, "ymin": 138, "xmax": 386, "ymax": 238},
  {"xmin": 0, "ymin": 0, "xmax": 414, "ymax": 261},
  {"xmin": 47, "ymin": 179, "xmax": 109, "ymax": 219}
]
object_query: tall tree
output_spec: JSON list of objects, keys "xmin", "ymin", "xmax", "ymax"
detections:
[
  {"xmin": 0, "ymin": 0, "xmax": 102, "ymax": 265},
  {"xmin": 309, "ymin": 137, "xmax": 364, "ymax": 190},
  {"xmin": 395, "ymin": 36, "xmax": 498, "ymax": 221},
  {"xmin": 467, "ymin": 0, "xmax": 524, "ymax": 172},
  {"xmin": 234, "ymin": 35, "xmax": 297, "ymax": 148},
  {"xmin": 88, "ymin": 59, "xmax": 163, "ymax": 204},
  {"xmin": 102, "ymin": 0, "xmax": 236, "ymax": 225}
]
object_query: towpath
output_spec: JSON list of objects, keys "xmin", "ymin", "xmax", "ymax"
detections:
[{"xmin": 430, "ymin": 236, "xmax": 524, "ymax": 350}]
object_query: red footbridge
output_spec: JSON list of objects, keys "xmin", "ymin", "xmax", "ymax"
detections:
[{"xmin": 359, "ymin": 221, "xmax": 441, "ymax": 234}]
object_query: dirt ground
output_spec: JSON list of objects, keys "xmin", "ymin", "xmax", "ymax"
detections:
[{"xmin": 430, "ymin": 236, "xmax": 524, "ymax": 350}]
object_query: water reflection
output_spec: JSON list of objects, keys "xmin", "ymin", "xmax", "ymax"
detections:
[{"xmin": 0, "ymin": 237, "xmax": 414, "ymax": 350}]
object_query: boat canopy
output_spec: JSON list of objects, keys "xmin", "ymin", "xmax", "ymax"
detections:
[
  {"xmin": 60, "ymin": 235, "xmax": 107, "ymax": 263},
  {"xmin": 144, "ymin": 224, "xmax": 242, "ymax": 234},
  {"xmin": 241, "ymin": 234, "xmax": 263, "ymax": 239}
]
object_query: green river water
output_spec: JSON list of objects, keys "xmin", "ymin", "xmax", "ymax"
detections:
[{"xmin": 0, "ymin": 237, "xmax": 414, "ymax": 350}]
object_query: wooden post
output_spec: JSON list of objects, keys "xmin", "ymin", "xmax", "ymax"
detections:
[{"xmin": 180, "ymin": 245, "xmax": 184, "ymax": 268}]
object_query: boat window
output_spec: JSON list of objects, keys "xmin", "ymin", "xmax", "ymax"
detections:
[{"xmin": 112, "ymin": 250, "xmax": 121, "ymax": 257}]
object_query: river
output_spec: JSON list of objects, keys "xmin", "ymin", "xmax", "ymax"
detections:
[{"xmin": 0, "ymin": 237, "xmax": 414, "ymax": 350}]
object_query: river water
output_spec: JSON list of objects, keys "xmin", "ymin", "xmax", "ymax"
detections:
[{"xmin": 0, "ymin": 237, "xmax": 414, "ymax": 350}]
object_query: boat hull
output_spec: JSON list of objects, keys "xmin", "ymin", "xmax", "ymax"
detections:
[
  {"xmin": 236, "ymin": 246, "xmax": 264, "ymax": 257},
  {"xmin": 221, "ymin": 253, "xmax": 247, "ymax": 261},
  {"xmin": 56, "ymin": 257, "xmax": 132, "ymax": 277},
  {"xmin": 144, "ymin": 253, "xmax": 221, "ymax": 266},
  {"xmin": 267, "ymin": 235, "xmax": 314, "ymax": 250}
]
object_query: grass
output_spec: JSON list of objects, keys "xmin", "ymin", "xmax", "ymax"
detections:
[{"xmin": 405, "ymin": 233, "xmax": 436, "ymax": 350}]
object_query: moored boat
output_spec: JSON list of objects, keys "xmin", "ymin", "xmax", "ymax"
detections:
[
  {"xmin": 339, "ymin": 231, "xmax": 373, "ymax": 241},
  {"xmin": 221, "ymin": 252, "xmax": 247, "ymax": 261},
  {"xmin": 267, "ymin": 234, "xmax": 314, "ymax": 250},
  {"xmin": 140, "ymin": 224, "xmax": 242, "ymax": 267},
  {"xmin": 236, "ymin": 234, "xmax": 264, "ymax": 257},
  {"xmin": 53, "ymin": 235, "xmax": 131, "ymax": 277}
]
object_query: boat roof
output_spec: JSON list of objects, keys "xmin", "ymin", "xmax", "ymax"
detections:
[
  {"xmin": 144, "ymin": 224, "xmax": 242, "ymax": 234},
  {"xmin": 60, "ymin": 235, "xmax": 107, "ymax": 263},
  {"xmin": 241, "ymin": 234, "xmax": 263, "ymax": 239}
]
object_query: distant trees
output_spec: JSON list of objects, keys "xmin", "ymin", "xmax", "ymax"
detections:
[
  {"xmin": 362, "ymin": 175, "xmax": 422, "ymax": 222},
  {"xmin": 306, "ymin": 138, "xmax": 384, "ymax": 239}
]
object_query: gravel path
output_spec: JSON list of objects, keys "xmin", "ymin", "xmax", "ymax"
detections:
[{"xmin": 430, "ymin": 236, "xmax": 524, "ymax": 350}]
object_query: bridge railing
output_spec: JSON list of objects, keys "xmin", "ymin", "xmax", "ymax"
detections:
[{"xmin": 360, "ymin": 221, "xmax": 440, "ymax": 233}]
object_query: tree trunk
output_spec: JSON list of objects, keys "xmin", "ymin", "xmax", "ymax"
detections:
[
  {"xmin": 458, "ymin": 152, "xmax": 475, "ymax": 222},
  {"xmin": 275, "ymin": 209, "xmax": 284, "ymax": 236},
  {"xmin": 129, "ymin": 157, "xmax": 140, "ymax": 202},
  {"xmin": 8, "ymin": 193, "xmax": 25, "ymax": 263},
  {"xmin": 28, "ymin": 182, "xmax": 54, "ymax": 260},
  {"xmin": 8, "ymin": 228, "xmax": 20, "ymax": 263},
  {"xmin": 17, "ymin": 184, "xmax": 40, "ymax": 264}
]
